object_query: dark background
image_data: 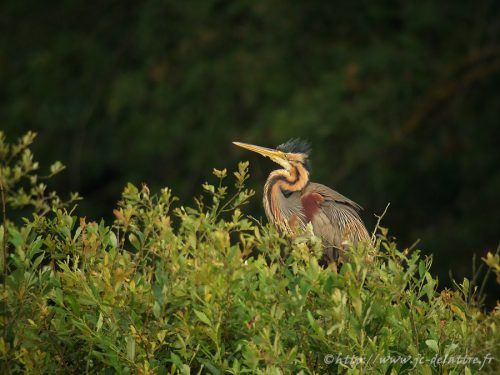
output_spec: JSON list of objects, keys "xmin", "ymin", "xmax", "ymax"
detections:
[{"xmin": 1, "ymin": 1, "xmax": 499, "ymax": 301}]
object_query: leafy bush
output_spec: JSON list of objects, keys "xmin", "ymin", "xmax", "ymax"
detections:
[{"xmin": 0, "ymin": 132, "xmax": 498, "ymax": 374}]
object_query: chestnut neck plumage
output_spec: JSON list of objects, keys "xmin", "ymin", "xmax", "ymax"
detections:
[{"xmin": 263, "ymin": 161, "xmax": 310, "ymax": 234}]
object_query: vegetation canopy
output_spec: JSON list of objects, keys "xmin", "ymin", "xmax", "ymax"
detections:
[{"xmin": 0, "ymin": 132, "xmax": 498, "ymax": 374}]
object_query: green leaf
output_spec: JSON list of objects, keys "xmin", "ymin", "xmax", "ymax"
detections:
[
  {"xmin": 128, "ymin": 233, "xmax": 141, "ymax": 250},
  {"xmin": 170, "ymin": 352, "xmax": 183, "ymax": 369},
  {"xmin": 108, "ymin": 231, "xmax": 118, "ymax": 248},
  {"xmin": 126, "ymin": 336, "xmax": 136, "ymax": 361},
  {"xmin": 204, "ymin": 362, "xmax": 221, "ymax": 375},
  {"xmin": 153, "ymin": 301, "xmax": 161, "ymax": 319},
  {"xmin": 31, "ymin": 253, "xmax": 45, "ymax": 269},
  {"xmin": 425, "ymin": 339, "xmax": 439, "ymax": 353},
  {"xmin": 194, "ymin": 309, "xmax": 212, "ymax": 326},
  {"xmin": 8, "ymin": 227, "xmax": 23, "ymax": 248},
  {"xmin": 418, "ymin": 260, "xmax": 426, "ymax": 278},
  {"xmin": 49, "ymin": 161, "xmax": 65, "ymax": 175},
  {"xmin": 96, "ymin": 312, "xmax": 103, "ymax": 332}
]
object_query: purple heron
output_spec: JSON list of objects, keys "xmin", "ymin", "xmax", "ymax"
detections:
[{"xmin": 233, "ymin": 138, "xmax": 370, "ymax": 263}]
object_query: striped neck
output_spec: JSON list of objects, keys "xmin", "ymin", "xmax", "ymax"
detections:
[{"xmin": 263, "ymin": 162, "xmax": 309, "ymax": 233}]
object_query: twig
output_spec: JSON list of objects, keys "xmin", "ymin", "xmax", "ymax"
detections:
[
  {"xmin": 0, "ymin": 174, "xmax": 8, "ymax": 369},
  {"xmin": 470, "ymin": 253, "xmax": 485, "ymax": 296},
  {"xmin": 408, "ymin": 238, "xmax": 421, "ymax": 251},
  {"xmin": 0, "ymin": 174, "xmax": 7, "ymax": 277},
  {"xmin": 371, "ymin": 202, "xmax": 390, "ymax": 243}
]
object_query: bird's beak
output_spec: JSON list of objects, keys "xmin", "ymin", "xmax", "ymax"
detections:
[
  {"xmin": 233, "ymin": 142, "xmax": 282, "ymax": 158},
  {"xmin": 233, "ymin": 141, "xmax": 290, "ymax": 169}
]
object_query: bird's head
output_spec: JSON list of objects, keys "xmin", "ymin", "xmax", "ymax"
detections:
[{"xmin": 233, "ymin": 138, "xmax": 311, "ymax": 172}]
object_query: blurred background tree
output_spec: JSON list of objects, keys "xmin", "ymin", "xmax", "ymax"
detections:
[{"xmin": 1, "ymin": 1, "xmax": 499, "ymax": 299}]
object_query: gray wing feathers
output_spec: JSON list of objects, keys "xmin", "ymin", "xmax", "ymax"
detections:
[
  {"xmin": 304, "ymin": 183, "xmax": 370, "ymax": 253},
  {"xmin": 306, "ymin": 183, "xmax": 363, "ymax": 212}
]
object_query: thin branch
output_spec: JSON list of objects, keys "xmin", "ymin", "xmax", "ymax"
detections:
[
  {"xmin": 470, "ymin": 253, "xmax": 485, "ymax": 293},
  {"xmin": 0, "ymin": 172, "xmax": 7, "ymax": 366},
  {"xmin": 0, "ymin": 173, "xmax": 7, "ymax": 278},
  {"xmin": 371, "ymin": 202, "xmax": 390, "ymax": 243},
  {"xmin": 406, "ymin": 238, "xmax": 421, "ymax": 253}
]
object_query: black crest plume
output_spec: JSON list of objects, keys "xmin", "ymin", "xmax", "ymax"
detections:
[{"xmin": 276, "ymin": 138, "xmax": 311, "ymax": 156}]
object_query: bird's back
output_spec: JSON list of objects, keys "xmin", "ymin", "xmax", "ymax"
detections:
[{"xmin": 299, "ymin": 182, "xmax": 371, "ymax": 262}]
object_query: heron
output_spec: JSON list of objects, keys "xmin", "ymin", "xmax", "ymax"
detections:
[{"xmin": 233, "ymin": 138, "xmax": 371, "ymax": 263}]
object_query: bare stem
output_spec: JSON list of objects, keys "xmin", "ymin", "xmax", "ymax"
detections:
[
  {"xmin": 0, "ymin": 174, "xmax": 7, "ymax": 277},
  {"xmin": 371, "ymin": 202, "xmax": 390, "ymax": 243}
]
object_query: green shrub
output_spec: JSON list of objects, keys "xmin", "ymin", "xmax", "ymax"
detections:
[{"xmin": 0, "ymin": 132, "xmax": 498, "ymax": 374}]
